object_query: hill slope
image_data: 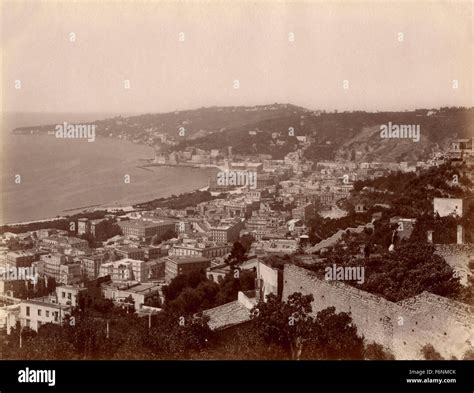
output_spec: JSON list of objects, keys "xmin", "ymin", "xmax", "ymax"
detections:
[{"xmin": 12, "ymin": 105, "xmax": 473, "ymax": 161}]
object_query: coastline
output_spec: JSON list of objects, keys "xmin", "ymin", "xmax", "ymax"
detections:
[
  {"xmin": 1, "ymin": 183, "xmax": 215, "ymax": 228},
  {"xmin": 1, "ymin": 132, "xmax": 217, "ymax": 226}
]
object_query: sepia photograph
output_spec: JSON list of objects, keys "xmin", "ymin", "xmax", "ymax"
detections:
[{"xmin": 0, "ymin": 0, "xmax": 473, "ymax": 388}]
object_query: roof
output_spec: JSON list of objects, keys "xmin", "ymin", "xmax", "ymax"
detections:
[
  {"xmin": 118, "ymin": 219, "xmax": 175, "ymax": 229},
  {"xmin": 6, "ymin": 250, "xmax": 35, "ymax": 257},
  {"xmin": 166, "ymin": 256, "xmax": 210, "ymax": 265},
  {"xmin": 102, "ymin": 281, "xmax": 161, "ymax": 294},
  {"xmin": 202, "ymin": 300, "xmax": 252, "ymax": 330},
  {"xmin": 117, "ymin": 247, "xmax": 144, "ymax": 253},
  {"xmin": 21, "ymin": 299, "xmax": 70, "ymax": 310},
  {"xmin": 90, "ymin": 219, "xmax": 106, "ymax": 224},
  {"xmin": 100, "ymin": 258, "xmax": 144, "ymax": 268}
]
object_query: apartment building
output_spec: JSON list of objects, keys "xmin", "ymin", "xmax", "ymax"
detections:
[
  {"xmin": 115, "ymin": 247, "xmax": 145, "ymax": 261},
  {"xmin": 292, "ymin": 203, "xmax": 314, "ymax": 221},
  {"xmin": 41, "ymin": 236, "xmax": 89, "ymax": 252},
  {"xmin": 99, "ymin": 258, "xmax": 147, "ymax": 283},
  {"xmin": 118, "ymin": 219, "xmax": 176, "ymax": 242},
  {"xmin": 169, "ymin": 243, "xmax": 231, "ymax": 258},
  {"xmin": 59, "ymin": 263, "xmax": 82, "ymax": 285},
  {"xmin": 209, "ymin": 219, "xmax": 244, "ymax": 243},
  {"xmin": 164, "ymin": 256, "xmax": 210, "ymax": 281},
  {"xmin": 7, "ymin": 299, "xmax": 71, "ymax": 333},
  {"xmin": 77, "ymin": 217, "xmax": 108, "ymax": 239},
  {"xmin": 41, "ymin": 253, "xmax": 74, "ymax": 281},
  {"xmin": 81, "ymin": 254, "xmax": 105, "ymax": 280},
  {"xmin": 5, "ymin": 251, "xmax": 36, "ymax": 268}
]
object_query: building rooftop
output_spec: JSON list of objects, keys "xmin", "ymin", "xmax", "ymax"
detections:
[
  {"xmin": 100, "ymin": 258, "xmax": 144, "ymax": 268},
  {"xmin": 118, "ymin": 219, "xmax": 175, "ymax": 229},
  {"xmin": 6, "ymin": 250, "xmax": 35, "ymax": 257},
  {"xmin": 21, "ymin": 299, "xmax": 70, "ymax": 310},
  {"xmin": 117, "ymin": 247, "xmax": 144, "ymax": 253},
  {"xmin": 166, "ymin": 256, "xmax": 210, "ymax": 265},
  {"xmin": 202, "ymin": 300, "xmax": 252, "ymax": 330},
  {"xmin": 102, "ymin": 281, "xmax": 161, "ymax": 294}
]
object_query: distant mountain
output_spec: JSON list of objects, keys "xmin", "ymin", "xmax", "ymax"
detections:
[{"xmin": 12, "ymin": 104, "xmax": 473, "ymax": 162}]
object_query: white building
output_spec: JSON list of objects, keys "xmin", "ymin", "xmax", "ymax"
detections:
[{"xmin": 7, "ymin": 299, "xmax": 71, "ymax": 333}]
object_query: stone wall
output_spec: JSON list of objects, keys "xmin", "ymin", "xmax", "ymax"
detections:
[{"xmin": 283, "ymin": 264, "xmax": 474, "ymax": 359}]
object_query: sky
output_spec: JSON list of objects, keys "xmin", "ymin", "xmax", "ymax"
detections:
[{"xmin": 1, "ymin": 0, "xmax": 473, "ymax": 114}]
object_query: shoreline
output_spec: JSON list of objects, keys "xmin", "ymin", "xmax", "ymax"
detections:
[
  {"xmin": 0, "ymin": 184, "xmax": 214, "ymax": 228},
  {"xmin": 1, "ymin": 134, "xmax": 217, "ymax": 227}
]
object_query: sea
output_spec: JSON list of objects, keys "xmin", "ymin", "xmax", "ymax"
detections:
[{"xmin": 0, "ymin": 112, "xmax": 215, "ymax": 225}]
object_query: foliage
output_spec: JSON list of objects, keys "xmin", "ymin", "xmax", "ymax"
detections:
[
  {"xmin": 305, "ymin": 244, "xmax": 462, "ymax": 302},
  {"xmin": 225, "ymin": 241, "xmax": 247, "ymax": 266},
  {"xmin": 163, "ymin": 267, "xmax": 256, "ymax": 315},
  {"xmin": 251, "ymin": 292, "xmax": 364, "ymax": 360},
  {"xmin": 134, "ymin": 190, "xmax": 221, "ymax": 210}
]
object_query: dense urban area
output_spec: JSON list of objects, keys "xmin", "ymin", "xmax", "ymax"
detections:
[{"xmin": 1, "ymin": 105, "xmax": 473, "ymax": 360}]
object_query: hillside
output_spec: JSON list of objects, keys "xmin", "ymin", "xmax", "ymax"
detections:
[{"xmin": 11, "ymin": 105, "xmax": 474, "ymax": 162}]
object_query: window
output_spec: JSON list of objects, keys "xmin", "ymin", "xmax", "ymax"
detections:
[
  {"xmin": 67, "ymin": 293, "xmax": 72, "ymax": 300},
  {"xmin": 46, "ymin": 311, "xmax": 50, "ymax": 318},
  {"xmin": 26, "ymin": 306, "xmax": 30, "ymax": 317},
  {"xmin": 25, "ymin": 319, "xmax": 30, "ymax": 328},
  {"xmin": 62, "ymin": 292, "xmax": 66, "ymax": 298},
  {"xmin": 38, "ymin": 309, "xmax": 42, "ymax": 316}
]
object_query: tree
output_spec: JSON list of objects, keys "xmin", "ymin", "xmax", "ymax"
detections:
[
  {"xmin": 164, "ymin": 268, "xmax": 256, "ymax": 314},
  {"xmin": 102, "ymin": 221, "xmax": 122, "ymax": 241},
  {"xmin": 21, "ymin": 324, "xmax": 76, "ymax": 360},
  {"xmin": 6, "ymin": 238, "xmax": 22, "ymax": 251},
  {"xmin": 239, "ymin": 234, "xmax": 255, "ymax": 253},
  {"xmin": 251, "ymin": 293, "xmax": 364, "ymax": 360},
  {"xmin": 146, "ymin": 312, "xmax": 213, "ymax": 359},
  {"xmin": 251, "ymin": 292, "xmax": 316, "ymax": 360},
  {"xmin": 307, "ymin": 243, "xmax": 462, "ymax": 303},
  {"xmin": 151, "ymin": 229, "xmax": 177, "ymax": 246},
  {"xmin": 306, "ymin": 306, "xmax": 364, "ymax": 360},
  {"xmin": 78, "ymin": 232, "xmax": 97, "ymax": 248},
  {"xmin": 200, "ymin": 323, "xmax": 286, "ymax": 360},
  {"xmin": 163, "ymin": 269, "xmax": 208, "ymax": 303},
  {"xmin": 226, "ymin": 241, "xmax": 247, "ymax": 266},
  {"xmin": 214, "ymin": 269, "xmax": 256, "ymax": 305}
]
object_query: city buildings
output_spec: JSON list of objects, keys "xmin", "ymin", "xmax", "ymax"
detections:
[
  {"xmin": 118, "ymin": 219, "xmax": 176, "ymax": 242},
  {"xmin": 80, "ymin": 254, "xmax": 106, "ymax": 281},
  {"xmin": 292, "ymin": 202, "xmax": 314, "ymax": 221},
  {"xmin": 5, "ymin": 251, "xmax": 36, "ymax": 268},
  {"xmin": 169, "ymin": 243, "xmax": 231, "ymax": 259},
  {"xmin": 7, "ymin": 299, "xmax": 71, "ymax": 333},
  {"xmin": 41, "ymin": 253, "xmax": 74, "ymax": 282},
  {"xmin": 101, "ymin": 281, "xmax": 162, "ymax": 310},
  {"xmin": 164, "ymin": 256, "xmax": 210, "ymax": 281},
  {"xmin": 209, "ymin": 219, "xmax": 244, "ymax": 243},
  {"xmin": 99, "ymin": 258, "xmax": 148, "ymax": 283}
]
